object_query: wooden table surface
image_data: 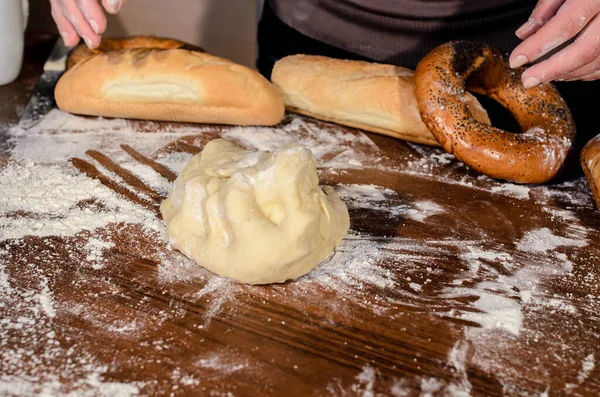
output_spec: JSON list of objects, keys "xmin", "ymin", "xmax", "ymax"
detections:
[{"xmin": 1, "ymin": 35, "xmax": 599, "ymax": 397}]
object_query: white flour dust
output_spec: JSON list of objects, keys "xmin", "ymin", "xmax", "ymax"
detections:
[
  {"xmin": 196, "ymin": 353, "xmax": 249, "ymax": 375},
  {"xmin": 0, "ymin": 162, "xmax": 162, "ymax": 241},
  {"xmin": 326, "ymin": 365, "xmax": 378, "ymax": 397},
  {"xmin": 578, "ymin": 354, "xmax": 595, "ymax": 384},
  {"xmin": 490, "ymin": 184, "xmax": 531, "ymax": 200},
  {"xmin": 85, "ymin": 238, "xmax": 115, "ymax": 270},
  {"xmin": 38, "ymin": 280, "xmax": 56, "ymax": 319},
  {"xmin": 516, "ymin": 227, "xmax": 588, "ymax": 253},
  {"xmin": 17, "ymin": 108, "xmax": 128, "ymax": 134},
  {"xmin": 222, "ymin": 116, "xmax": 380, "ymax": 170},
  {"xmin": 327, "ymin": 343, "xmax": 473, "ymax": 397},
  {"xmin": 0, "ymin": 257, "xmax": 142, "ymax": 397},
  {"xmin": 336, "ymin": 184, "xmax": 445, "ymax": 222},
  {"xmin": 402, "ymin": 144, "xmax": 593, "ymax": 205}
]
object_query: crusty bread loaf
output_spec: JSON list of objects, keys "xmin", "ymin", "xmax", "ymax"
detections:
[
  {"xmin": 55, "ymin": 48, "xmax": 285, "ymax": 126},
  {"xmin": 581, "ymin": 135, "xmax": 600, "ymax": 209},
  {"xmin": 271, "ymin": 55, "xmax": 490, "ymax": 146},
  {"xmin": 66, "ymin": 36, "xmax": 202, "ymax": 70}
]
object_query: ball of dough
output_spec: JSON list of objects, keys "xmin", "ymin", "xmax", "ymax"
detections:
[{"xmin": 160, "ymin": 139, "xmax": 350, "ymax": 284}]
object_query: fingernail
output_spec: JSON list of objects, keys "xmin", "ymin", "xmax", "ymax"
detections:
[
  {"xmin": 108, "ymin": 0, "xmax": 121, "ymax": 12},
  {"xmin": 89, "ymin": 19, "xmax": 99, "ymax": 34},
  {"xmin": 516, "ymin": 18, "xmax": 534, "ymax": 38},
  {"xmin": 60, "ymin": 32, "xmax": 71, "ymax": 47},
  {"xmin": 510, "ymin": 55, "xmax": 529, "ymax": 69},
  {"xmin": 523, "ymin": 77, "xmax": 541, "ymax": 89},
  {"xmin": 82, "ymin": 34, "xmax": 92, "ymax": 48}
]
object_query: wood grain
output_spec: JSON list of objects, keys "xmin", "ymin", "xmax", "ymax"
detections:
[
  {"xmin": 121, "ymin": 144, "xmax": 177, "ymax": 182},
  {"xmin": 71, "ymin": 156, "xmax": 161, "ymax": 216}
]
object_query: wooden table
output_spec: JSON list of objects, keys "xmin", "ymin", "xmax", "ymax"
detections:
[{"xmin": 1, "ymin": 35, "xmax": 599, "ymax": 397}]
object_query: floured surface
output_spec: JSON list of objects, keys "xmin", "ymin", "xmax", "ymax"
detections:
[{"xmin": 1, "ymin": 110, "xmax": 599, "ymax": 396}]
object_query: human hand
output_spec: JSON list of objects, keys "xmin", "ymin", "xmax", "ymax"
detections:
[
  {"xmin": 509, "ymin": 0, "xmax": 600, "ymax": 87},
  {"xmin": 49, "ymin": 0, "xmax": 127, "ymax": 48}
]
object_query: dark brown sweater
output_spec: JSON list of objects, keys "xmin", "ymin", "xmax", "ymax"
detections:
[{"xmin": 268, "ymin": 0, "xmax": 536, "ymax": 68}]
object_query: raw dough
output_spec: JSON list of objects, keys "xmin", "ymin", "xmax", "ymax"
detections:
[{"xmin": 160, "ymin": 139, "xmax": 350, "ymax": 284}]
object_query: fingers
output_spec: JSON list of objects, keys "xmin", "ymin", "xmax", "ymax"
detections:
[
  {"xmin": 559, "ymin": 46, "xmax": 600, "ymax": 81},
  {"xmin": 562, "ymin": 67, "xmax": 600, "ymax": 81},
  {"xmin": 520, "ymin": 13, "xmax": 600, "ymax": 87},
  {"xmin": 50, "ymin": 0, "xmax": 79, "ymax": 47},
  {"xmin": 559, "ymin": 60, "xmax": 600, "ymax": 81},
  {"xmin": 510, "ymin": 0, "xmax": 600, "ymax": 70},
  {"xmin": 102, "ymin": 0, "xmax": 126, "ymax": 14},
  {"xmin": 580, "ymin": 69, "xmax": 600, "ymax": 80},
  {"xmin": 49, "ymin": 0, "xmax": 114, "ymax": 49},
  {"xmin": 61, "ymin": 0, "xmax": 101, "ymax": 48},
  {"xmin": 77, "ymin": 0, "xmax": 107, "ymax": 36},
  {"xmin": 516, "ymin": 0, "xmax": 567, "ymax": 40}
]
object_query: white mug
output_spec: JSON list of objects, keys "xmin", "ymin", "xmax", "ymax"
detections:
[{"xmin": 0, "ymin": 0, "xmax": 29, "ymax": 86}]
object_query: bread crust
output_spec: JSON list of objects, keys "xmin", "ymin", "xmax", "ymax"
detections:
[
  {"xmin": 66, "ymin": 36, "xmax": 201, "ymax": 70},
  {"xmin": 287, "ymin": 106, "xmax": 436, "ymax": 146},
  {"xmin": 271, "ymin": 55, "xmax": 490, "ymax": 147},
  {"xmin": 581, "ymin": 135, "xmax": 600, "ymax": 209},
  {"xmin": 55, "ymin": 48, "xmax": 285, "ymax": 126}
]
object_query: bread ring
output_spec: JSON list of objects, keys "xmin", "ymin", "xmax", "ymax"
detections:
[
  {"xmin": 581, "ymin": 135, "xmax": 600, "ymax": 209},
  {"xmin": 67, "ymin": 36, "xmax": 203, "ymax": 70},
  {"xmin": 414, "ymin": 41, "xmax": 576, "ymax": 184}
]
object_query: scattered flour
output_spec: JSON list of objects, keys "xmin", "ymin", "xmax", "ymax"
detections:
[
  {"xmin": 0, "ymin": 257, "xmax": 141, "ymax": 397},
  {"xmin": 157, "ymin": 247, "xmax": 210, "ymax": 284},
  {"xmin": 578, "ymin": 354, "xmax": 596, "ymax": 384},
  {"xmin": 445, "ymin": 341, "xmax": 473, "ymax": 397},
  {"xmin": 335, "ymin": 184, "xmax": 406, "ymax": 217},
  {"xmin": 455, "ymin": 291, "xmax": 523, "ymax": 336},
  {"xmin": 327, "ymin": 366, "xmax": 379, "ymax": 397},
  {"xmin": 38, "ymin": 280, "xmax": 56, "ymax": 319},
  {"xmin": 445, "ymin": 224, "xmax": 588, "ymax": 337},
  {"xmin": 299, "ymin": 234, "xmax": 397, "ymax": 292},
  {"xmin": 335, "ymin": 185, "xmax": 445, "ymax": 222},
  {"xmin": 192, "ymin": 277, "xmax": 235, "ymax": 326},
  {"xmin": 196, "ymin": 353, "xmax": 248, "ymax": 375},
  {"xmin": 406, "ymin": 201, "xmax": 444, "ymax": 222},
  {"xmin": 85, "ymin": 238, "xmax": 115, "ymax": 270},
  {"xmin": 222, "ymin": 115, "xmax": 380, "ymax": 169},
  {"xmin": 516, "ymin": 228, "xmax": 588, "ymax": 253},
  {"xmin": 0, "ymin": 163, "xmax": 162, "ymax": 240},
  {"xmin": 389, "ymin": 379, "xmax": 411, "ymax": 397},
  {"xmin": 16, "ymin": 109, "xmax": 128, "ymax": 134},
  {"xmin": 490, "ymin": 184, "xmax": 531, "ymax": 200},
  {"xmin": 155, "ymin": 152, "xmax": 193, "ymax": 175},
  {"xmin": 429, "ymin": 153, "xmax": 454, "ymax": 165},
  {"xmin": 119, "ymin": 161, "xmax": 172, "ymax": 196},
  {"xmin": 351, "ymin": 366, "xmax": 376, "ymax": 397},
  {"xmin": 98, "ymin": 382, "xmax": 140, "ymax": 397},
  {"xmin": 459, "ymin": 248, "xmax": 514, "ymax": 274},
  {"xmin": 336, "ymin": 184, "xmax": 392, "ymax": 202}
]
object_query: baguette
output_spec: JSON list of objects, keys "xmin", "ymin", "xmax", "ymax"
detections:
[
  {"xmin": 271, "ymin": 55, "xmax": 490, "ymax": 146},
  {"xmin": 55, "ymin": 48, "xmax": 285, "ymax": 126}
]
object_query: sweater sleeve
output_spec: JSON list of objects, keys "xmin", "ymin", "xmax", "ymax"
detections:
[{"xmin": 267, "ymin": 0, "xmax": 536, "ymax": 68}]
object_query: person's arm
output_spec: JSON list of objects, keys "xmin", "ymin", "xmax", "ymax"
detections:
[
  {"xmin": 510, "ymin": 0, "xmax": 600, "ymax": 87},
  {"xmin": 49, "ymin": 0, "xmax": 127, "ymax": 48}
]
